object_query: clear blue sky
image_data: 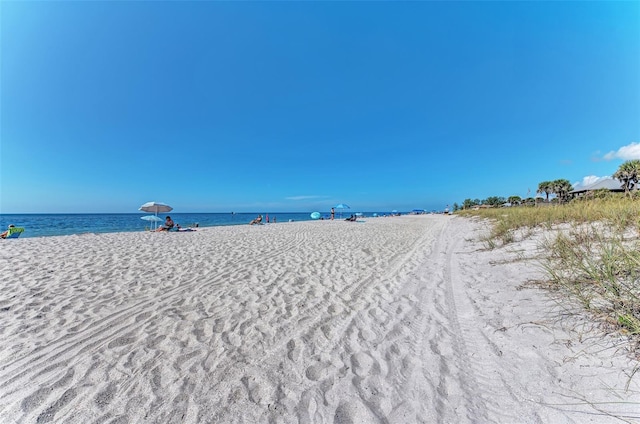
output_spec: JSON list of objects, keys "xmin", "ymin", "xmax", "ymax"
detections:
[{"xmin": 1, "ymin": 1, "xmax": 638, "ymax": 213}]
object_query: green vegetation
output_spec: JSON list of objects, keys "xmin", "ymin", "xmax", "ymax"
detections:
[
  {"xmin": 457, "ymin": 196, "xmax": 640, "ymax": 352},
  {"xmin": 537, "ymin": 179, "xmax": 573, "ymax": 203},
  {"xmin": 613, "ymin": 159, "xmax": 640, "ymax": 198}
]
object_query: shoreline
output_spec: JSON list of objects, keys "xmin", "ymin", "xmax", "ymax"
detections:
[
  {"xmin": 0, "ymin": 212, "xmax": 409, "ymax": 239},
  {"xmin": 1, "ymin": 215, "xmax": 638, "ymax": 422}
]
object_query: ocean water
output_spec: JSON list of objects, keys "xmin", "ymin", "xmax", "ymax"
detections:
[{"xmin": 0, "ymin": 212, "xmax": 386, "ymax": 238}]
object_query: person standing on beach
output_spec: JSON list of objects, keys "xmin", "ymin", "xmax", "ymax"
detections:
[{"xmin": 331, "ymin": 208, "xmax": 335, "ymax": 220}]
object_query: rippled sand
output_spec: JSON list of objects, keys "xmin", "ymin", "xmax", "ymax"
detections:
[{"xmin": 0, "ymin": 215, "xmax": 638, "ymax": 423}]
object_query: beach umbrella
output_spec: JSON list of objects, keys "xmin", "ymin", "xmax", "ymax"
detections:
[
  {"xmin": 141, "ymin": 215, "xmax": 163, "ymax": 230},
  {"xmin": 139, "ymin": 202, "xmax": 173, "ymax": 230},
  {"xmin": 139, "ymin": 201, "xmax": 173, "ymax": 215},
  {"xmin": 141, "ymin": 215, "xmax": 163, "ymax": 222},
  {"xmin": 334, "ymin": 203, "xmax": 350, "ymax": 218},
  {"xmin": 310, "ymin": 212, "xmax": 321, "ymax": 220}
]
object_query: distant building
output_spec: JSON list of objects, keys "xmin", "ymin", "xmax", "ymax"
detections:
[{"xmin": 570, "ymin": 178, "xmax": 625, "ymax": 196}]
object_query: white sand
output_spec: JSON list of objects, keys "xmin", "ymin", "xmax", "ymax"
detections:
[{"xmin": 0, "ymin": 215, "xmax": 638, "ymax": 423}]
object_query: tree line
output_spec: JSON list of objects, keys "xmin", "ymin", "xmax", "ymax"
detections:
[{"xmin": 453, "ymin": 160, "xmax": 640, "ymax": 211}]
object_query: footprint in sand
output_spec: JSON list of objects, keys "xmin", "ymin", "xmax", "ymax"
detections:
[
  {"xmin": 241, "ymin": 374, "xmax": 277, "ymax": 406},
  {"xmin": 212, "ymin": 318, "xmax": 226, "ymax": 333},
  {"xmin": 328, "ymin": 303, "xmax": 342, "ymax": 315},
  {"xmin": 352, "ymin": 374, "xmax": 393, "ymax": 417},
  {"xmin": 350, "ymin": 352, "xmax": 376, "ymax": 378},
  {"xmin": 305, "ymin": 361, "xmax": 335, "ymax": 381},
  {"xmin": 287, "ymin": 338, "xmax": 301, "ymax": 362},
  {"xmin": 358, "ymin": 327, "xmax": 376, "ymax": 342},
  {"xmin": 221, "ymin": 330, "xmax": 241, "ymax": 347},
  {"xmin": 333, "ymin": 400, "xmax": 378, "ymax": 424}
]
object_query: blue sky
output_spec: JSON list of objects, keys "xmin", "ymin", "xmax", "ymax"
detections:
[{"xmin": 1, "ymin": 1, "xmax": 638, "ymax": 214}]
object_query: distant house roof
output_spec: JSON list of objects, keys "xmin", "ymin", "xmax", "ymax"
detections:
[{"xmin": 571, "ymin": 178, "xmax": 625, "ymax": 194}]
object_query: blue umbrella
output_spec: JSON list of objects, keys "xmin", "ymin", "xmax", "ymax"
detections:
[
  {"xmin": 334, "ymin": 203, "xmax": 350, "ymax": 218},
  {"xmin": 310, "ymin": 212, "xmax": 321, "ymax": 220},
  {"xmin": 141, "ymin": 215, "xmax": 163, "ymax": 230}
]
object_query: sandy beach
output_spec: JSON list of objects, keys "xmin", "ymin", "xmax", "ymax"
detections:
[{"xmin": 0, "ymin": 215, "xmax": 638, "ymax": 423}]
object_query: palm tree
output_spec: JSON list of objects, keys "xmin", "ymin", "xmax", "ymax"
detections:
[
  {"xmin": 613, "ymin": 160, "xmax": 640, "ymax": 198},
  {"xmin": 508, "ymin": 195, "xmax": 521, "ymax": 205},
  {"xmin": 551, "ymin": 179, "xmax": 573, "ymax": 203},
  {"xmin": 537, "ymin": 181, "xmax": 552, "ymax": 203}
]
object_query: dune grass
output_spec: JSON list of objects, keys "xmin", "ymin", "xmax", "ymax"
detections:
[{"xmin": 458, "ymin": 197, "xmax": 640, "ymax": 351}]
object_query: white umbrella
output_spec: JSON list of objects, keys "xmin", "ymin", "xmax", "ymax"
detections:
[{"xmin": 139, "ymin": 201, "xmax": 173, "ymax": 215}]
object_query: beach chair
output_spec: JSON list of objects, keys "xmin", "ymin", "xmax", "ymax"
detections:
[{"xmin": 3, "ymin": 227, "xmax": 24, "ymax": 239}]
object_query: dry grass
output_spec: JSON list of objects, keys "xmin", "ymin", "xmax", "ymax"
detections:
[{"xmin": 458, "ymin": 197, "xmax": 640, "ymax": 352}]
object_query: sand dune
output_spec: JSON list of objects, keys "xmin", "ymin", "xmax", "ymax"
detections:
[{"xmin": 0, "ymin": 215, "xmax": 638, "ymax": 423}]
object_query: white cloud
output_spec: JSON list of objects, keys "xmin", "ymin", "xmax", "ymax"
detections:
[
  {"xmin": 603, "ymin": 142, "xmax": 640, "ymax": 161},
  {"xmin": 285, "ymin": 195, "xmax": 326, "ymax": 201},
  {"xmin": 572, "ymin": 175, "xmax": 610, "ymax": 190}
]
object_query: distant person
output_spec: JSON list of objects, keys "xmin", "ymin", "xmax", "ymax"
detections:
[
  {"xmin": 176, "ymin": 224, "xmax": 196, "ymax": 232},
  {"xmin": 273, "ymin": 216, "xmax": 276, "ymax": 223},
  {"xmin": 345, "ymin": 214, "xmax": 356, "ymax": 222},
  {"xmin": 249, "ymin": 215, "xmax": 263, "ymax": 225},
  {"xmin": 155, "ymin": 216, "xmax": 174, "ymax": 231},
  {"xmin": 331, "ymin": 208, "xmax": 335, "ymax": 220},
  {"xmin": 266, "ymin": 214, "xmax": 269, "ymax": 223}
]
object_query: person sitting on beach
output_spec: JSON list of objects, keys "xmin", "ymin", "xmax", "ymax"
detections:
[
  {"xmin": 1, "ymin": 224, "xmax": 16, "ymax": 238},
  {"xmin": 345, "ymin": 214, "xmax": 357, "ymax": 222},
  {"xmin": 249, "ymin": 215, "xmax": 263, "ymax": 225},
  {"xmin": 155, "ymin": 216, "xmax": 175, "ymax": 231}
]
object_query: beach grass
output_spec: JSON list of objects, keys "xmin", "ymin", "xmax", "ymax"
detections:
[{"xmin": 458, "ymin": 197, "xmax": 640, "ymax": 352}]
